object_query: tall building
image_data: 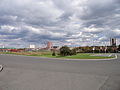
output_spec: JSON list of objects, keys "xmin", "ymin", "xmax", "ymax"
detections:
[
  {"xmin": 110, "ymin": 38, "xmax": 116, "ymax": 46},
  {"xmin": 47, "ymin": 41, "xmax": 52, "ymax": 49}
]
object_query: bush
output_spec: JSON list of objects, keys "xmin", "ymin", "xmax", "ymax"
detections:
[
  {"xmin": 52, "ymin": 52, "xmax": 56, "ymax": 56},
  {"xmin": 70, "ymin": 49, "xmax": 77, "ymax": 55},
  {"xmin": 52, "ymin": 51, "xmax": 56, "ymax": 56},
  {"xmin": 60, "ymin": 46, "xmax": 77, "ymax": 56},
  {"xmin": 118, "ymin": 45, "xmax": 120, "ymax": 51},
  {"xmin": 60, "ymin": 46, "xmax": 71, "ymax": 56}
]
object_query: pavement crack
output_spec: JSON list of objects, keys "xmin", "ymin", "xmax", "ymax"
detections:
[{"xmin": 99, "ymin": 76, "xmax": 120, "ymax": 90}]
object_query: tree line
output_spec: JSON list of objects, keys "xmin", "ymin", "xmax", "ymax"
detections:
[{"xmin": 52, "ymin": 45, "xmax": 120, "ymax": 56}]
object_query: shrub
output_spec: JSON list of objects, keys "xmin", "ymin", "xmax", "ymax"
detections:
[
  {"xmin": 52, "ymin": 51, "xmax": 56, "ymax": 56},
  {"xmin": 60, "ymin": 46, "xmax": 71, "ymax": 56},
  {"xmin": 70, "ymin": 49, "xmax": 77, "ymax": 55}
]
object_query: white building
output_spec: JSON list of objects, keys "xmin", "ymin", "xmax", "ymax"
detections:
[{"xmin": 29, "ymin": 45, "xmax": 35, "ymax": 49}]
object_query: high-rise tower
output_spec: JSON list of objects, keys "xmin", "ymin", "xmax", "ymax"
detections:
[{"xmin": 110, "ymin": 38, "xmax": 116, "ymax": 46}]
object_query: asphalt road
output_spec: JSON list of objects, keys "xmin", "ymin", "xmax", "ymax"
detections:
[{"xmin": 0, "ymin": 54, "xmax": 120, "ymax": 90}]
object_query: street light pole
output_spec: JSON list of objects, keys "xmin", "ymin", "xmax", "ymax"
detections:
[{"xmin": 93, "ymin": 47, "xmax": 95, "ymax": 53}]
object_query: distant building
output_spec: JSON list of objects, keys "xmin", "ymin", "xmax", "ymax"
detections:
[
  {"xmin": 0, "ymin": 48, "xmax": 23, "ymax": 52},
  {"xmin": 52, "ymin": 46, "xmax": 60, "ymax": 51},
  {"xmin": 46, "ymin": 42, "xmax": 52, "ymax": 50},
  {"xmin": 110, "ymin": 38, "xmax": 116, "ymax": 46},
  {"xmin": 29, "ymin": 45, "xmax": 35, "ymax": 49},
  {"xmin": 52, "ymin": 46, "xmax": 58, "ymax": 49}
]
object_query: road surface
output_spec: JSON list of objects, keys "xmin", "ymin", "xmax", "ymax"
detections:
[{"xmin": 0, "ymin": 54, "xmax": 120, "ymax": 90}]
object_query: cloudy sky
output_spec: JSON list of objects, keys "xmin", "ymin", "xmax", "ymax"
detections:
[{"xmin": 0, "ymin": 0, "xmax": 120, "ymax": 48}]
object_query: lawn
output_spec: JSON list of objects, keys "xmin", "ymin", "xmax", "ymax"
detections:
[
  {"xmin": 0, "ymin": 52, "xmax": 114, "ymax": 59},
  {"xmin": 39, "ymin": 53, "xmax": 114, "ymax": 59}
]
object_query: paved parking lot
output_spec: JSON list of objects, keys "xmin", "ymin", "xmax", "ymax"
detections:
[{"xmin": 0, "ymin": 54, "xmax": 120, "ymax": 90}]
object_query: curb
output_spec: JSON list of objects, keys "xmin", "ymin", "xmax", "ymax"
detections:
[
  {"xmin": 39, "ymin": 54, "xmax": 118, "ymax": 61},
  {"xmin": 0, "ymin": 65, "xmax": 3, "ymax": 72},
  {"xmin": 115, "ymin": 54, "xmax": 117, "ymax": 59}
]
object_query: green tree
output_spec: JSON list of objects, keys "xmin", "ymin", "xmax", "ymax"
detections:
[
  {"xmin": 52, "ymin": 51, "xmax": 56, "ymax": 56},
  {"xmin": 70, "ymin": 48, "xmax": 77, "ymax": 55},
  {"xmin": 60, "ymin": 46, "xmax": 71, "ymax": 56},
  {"xmin": 118, "ymin": 45, "xmax": 120, "ymax": 51}
]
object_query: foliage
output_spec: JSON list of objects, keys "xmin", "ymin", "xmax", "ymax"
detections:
[
  {"xmin": 52, "ymin": 51, "xmax": 56, "ymax": 56},
  {"xmin": 59, "ymin": 46, "xmax": 71, "ymax": 56},
  {"xmin": 59, "ymin": 46, "xmax": 77, "ymax": 56},
  {"xmin": 118, "ymin": 45, "xmax": 120, "ymax": 51},
  {"xmin": 70, "ymin": 48, "xmax": 77, "ymax": 55}
]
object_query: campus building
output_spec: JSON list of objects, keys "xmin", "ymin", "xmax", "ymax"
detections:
[
  {"xmin": 29, "ymin": 45, "xmax": 36, "ymax": 49},
  {"xmin": 110, "ymin": 38, "xmax": 116, "ymax": 46},
  {"xmin": 46, "ymin": 41, "xmax": 52, "ymax": 50}
]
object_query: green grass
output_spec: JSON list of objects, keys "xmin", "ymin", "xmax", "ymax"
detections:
[
  {"xmin": 28, "ymin": 53, "xmax": 114, "ymax": 59},
  {"xmin": 0, "ymin": 52, "xmax": 114, "ymax": 59},
  {"xmin": 39, "ymin": 53, "xmax": 114, "ymax": 59}
]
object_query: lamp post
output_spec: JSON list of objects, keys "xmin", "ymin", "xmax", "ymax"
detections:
[
  {"xmin": 100, "ymin": 46, "xmax": 102, "ymax": 53},
  {"xmin": 93, "ymin": 47, "xmax": 95, "ymax": 53},
  {"xmin": 105, "ymin": 46, "xmax": 107, "ymax": 53},
  {"xmin": 104, "ymin": 42, "xmax": 108, "ymax": 53}
]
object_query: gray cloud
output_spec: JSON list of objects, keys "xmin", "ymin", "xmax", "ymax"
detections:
[{"xmin": 0, "ymin": 0, "xmax": 120, "ymax": 48}]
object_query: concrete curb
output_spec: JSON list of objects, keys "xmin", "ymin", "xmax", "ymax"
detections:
[
  {"xmin": 0, "ymin": 65, "xmax": 3, "ymax": 72},
  {"xmin": 31, "ymin": 54, "xmax": 118, "ymax": 61},
  {"xmin": 38, "ymin": 56, "xmax": 117, "ymax": 61},
  {"xmin": 115, "ymin": 54, "xmax": 117, "ymax": 59}
]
